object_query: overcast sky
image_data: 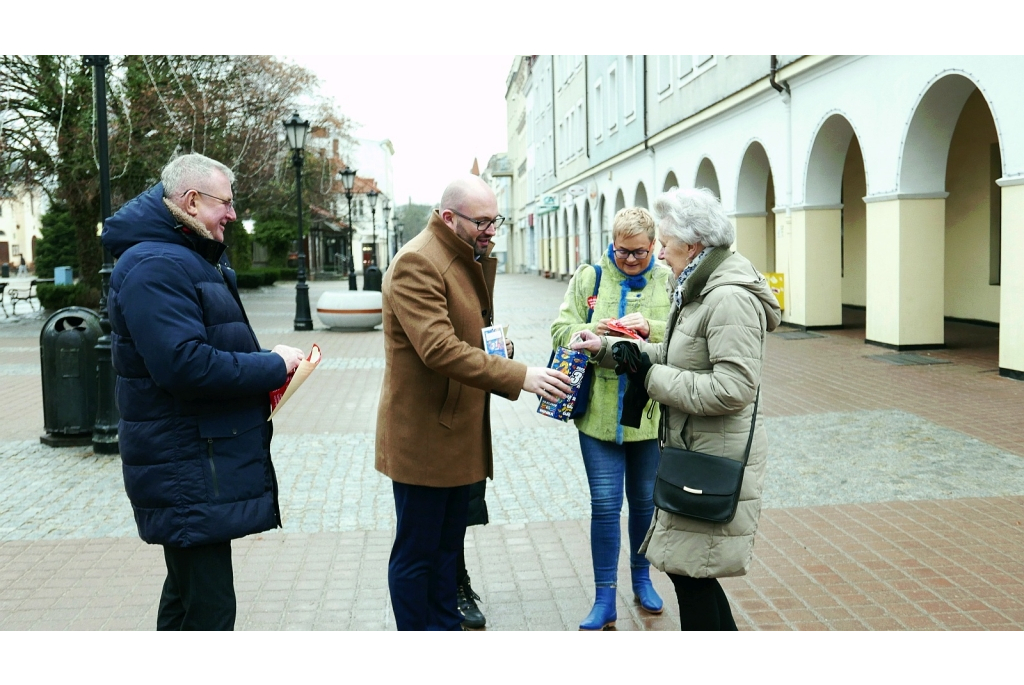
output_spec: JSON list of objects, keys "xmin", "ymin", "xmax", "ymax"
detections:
[{"xmin": 288, "ymin": 55, "xmax": 513, "ymax": 207}]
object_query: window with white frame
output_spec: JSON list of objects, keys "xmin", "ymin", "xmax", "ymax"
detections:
[
  {"xmin": 567, "ymin": 109, "xmax": 575, "ymax": 161},
  {"xmin": 624, "ymin": 55, "xmax": 636, "ymax": 120},
  {"xmin": 576, "ymin": 100, "xmax": 584, "ymax": 154},
  {"xmin": 558, "ymin": 118, "xmax": 566, "ymax": 163},
  {"xmin": 593, "ymin": 79, "xmax": 603, "ymax": 140},
  {"xmin": 657, "ymin": 55, "xmax": 672, "ymax": 96},
  {"xmin": 676, "ymin": 55, "xmax": 693, "ymax": 79},
  {"xmin": 678, "ymin": 55, "xmax": 716, "ymax": 84},
  {"xmin": 606, "ymin": 64, "xmax": 618, "ymax": 132}
]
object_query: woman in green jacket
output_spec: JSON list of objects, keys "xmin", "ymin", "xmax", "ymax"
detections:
[{"xmin": 551, "ymin": 207, "xmax": 673, "ymax": 630}]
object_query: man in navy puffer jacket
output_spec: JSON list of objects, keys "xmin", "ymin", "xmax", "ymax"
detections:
[{"xmin": 101, "ymin": 153, "xmax": 305, "ymax": 630}]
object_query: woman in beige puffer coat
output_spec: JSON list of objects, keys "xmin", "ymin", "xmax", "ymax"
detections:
[{"xmin": 574, "ymin": 187, "xmax": 781, "ymax": 630}]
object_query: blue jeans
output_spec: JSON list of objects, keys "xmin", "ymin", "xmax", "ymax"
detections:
[
  {"xmin": 388, "ymin": 481, "xmax": 470, "ymax": 631},
  {"xmin": 578, "ymin": 433, "xmax": 660, "ymax": 587}
]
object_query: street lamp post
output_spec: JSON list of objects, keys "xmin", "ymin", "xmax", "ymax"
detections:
[
  {"xmin": 339, "ymin": 167, "xmax": 357, "ymax": 290},
  {"xmin": 393, "ymin": 220, "xmax": 404, "ymax": 260},
  {"xmin": 381, "ymin": 198, "xmax": 391, "ymax": 266},
  {"xmin": 84, "ymin": 54, "xmax": 119, "ymax": 455},
  {"xmin": 283, "ymin": 112, "xmax": 313, "ymax": 331},
  {"xmin": 367, "ymin": 189, "xmax": 379, "ymax": 267}
]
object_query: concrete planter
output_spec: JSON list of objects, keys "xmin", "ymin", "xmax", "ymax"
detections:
[{"xmin": 316, "ymin": 291, "xmax": 383, "ymax": 330}]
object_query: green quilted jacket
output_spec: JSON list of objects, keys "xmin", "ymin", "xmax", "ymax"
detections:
[{"xmin": 550, "ymin": 253, "xmax": 673, "ymax": 443}]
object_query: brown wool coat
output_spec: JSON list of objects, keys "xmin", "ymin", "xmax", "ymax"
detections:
[{"xmin": 375, "ymin": 211, "xmax": 528, "ymax": 487}]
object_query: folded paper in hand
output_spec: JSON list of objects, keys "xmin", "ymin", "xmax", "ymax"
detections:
[
  {"xmin": 268, "ymin": 344, "xmax": 322, "ymax": 421},
  {"xmin": 605, "ymin": 319, "xmax": 643, "ymax": 339}
]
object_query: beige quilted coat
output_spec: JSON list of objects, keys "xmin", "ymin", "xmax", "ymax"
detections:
[{"xmin": 593, "ymin": 248, "xmax": 781, "ymax": 578}]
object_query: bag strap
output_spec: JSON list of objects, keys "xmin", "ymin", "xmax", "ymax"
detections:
[
  {"xmin": 585, "ymin": 265, "xmax": 602, "ymax": 324},
  {"xmin": 659, "ymin": 386, "xmax": 760, "ymax": 466},
  {"xmin": 739, "ymin": 387, "xmax": 761, "ymax": 467}
]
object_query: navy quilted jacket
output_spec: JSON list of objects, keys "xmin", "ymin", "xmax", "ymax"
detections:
[{"xmin": 101, "ymin": 183, "xmax": 288, "ymax": 547}]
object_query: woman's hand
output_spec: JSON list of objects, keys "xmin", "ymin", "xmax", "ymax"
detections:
[
  {"xmin": 597, "ymin": 318, "xmax": 631, "ymax": 337},
  {"xmin": 570, "ymin": 329, "xmax": 602, "ymax": 354},
  {"xmin": 615, "ymin": 313, "xmax": 650, "ymax": 338}
]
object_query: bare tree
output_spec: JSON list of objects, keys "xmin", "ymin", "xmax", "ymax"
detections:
[{"xmin": 1, "ymin": 55, "xmax": 355, "ymax": 285}]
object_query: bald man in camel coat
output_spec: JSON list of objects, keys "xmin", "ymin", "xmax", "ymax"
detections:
[{"xmin": 376, "ymin": 176, "xmax": 569, "ymax": 631}]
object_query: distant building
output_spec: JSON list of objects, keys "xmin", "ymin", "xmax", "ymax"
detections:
[
  {"xmin": 299, "ymin": 126, "xmax": 395, "ymax": 276},
  {"xmin": 351, "ymin": 137, "xmax": 396, "ymax": 269},
  {"xmin": 0, "ymin": 187, "xmax": 45, "ymax": 272},
  {"xmin": 480, "ymin": 153, "xmax": 513, "ymax": 273},
  {"xmin": 505, "ymin": 55, "xmax": 535, "ymax": 273}
]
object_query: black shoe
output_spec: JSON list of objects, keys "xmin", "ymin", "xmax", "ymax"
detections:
[{"xmin": 457, "ymin": 581, "xmax": 486, "ymax": 629}]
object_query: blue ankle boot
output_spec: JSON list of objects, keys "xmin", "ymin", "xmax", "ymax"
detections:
[
  {"xmin": 579, "ymin": 586, "xmax": 617, "ymax": 630},
  {"xmin": 631, "ymin": 567, "xmax": 663, "ymax": 614}
]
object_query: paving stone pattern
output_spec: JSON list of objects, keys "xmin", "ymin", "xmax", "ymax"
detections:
[{"xmin": 2, "ymin": 274, "xmax": 1024, "ymax": 631}]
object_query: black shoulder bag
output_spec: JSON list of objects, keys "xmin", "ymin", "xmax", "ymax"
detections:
[
  {"xmin": 548, "ymin": 264, "xmax": 602, "ymax": 418},
  {"xmin": 652, "ymin": 387, "xmax": 760, "ymax": 524}
]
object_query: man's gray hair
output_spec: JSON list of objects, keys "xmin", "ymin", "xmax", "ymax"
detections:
[
  {"xmin": 161, "ymin": 153, "xmax": 235, "ymax": 199},
  {"xmin": 653, "ymin": 187, "xmax": 735, "ymax": 247}
]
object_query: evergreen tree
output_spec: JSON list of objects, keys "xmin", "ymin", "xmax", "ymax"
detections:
[{"xmin": 33, "ymin": 202, "xmax": 79, "ymax": 278}]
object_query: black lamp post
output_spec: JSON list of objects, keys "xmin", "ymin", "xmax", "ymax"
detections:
[
  {"xmin": 283, "ymin": 112, "xmax": 313, "ymax": 331},
  {"xmin": 367, "ymin": 189, "xmax": 379, "ymax": 267},
  {"xmin": 381, "ymin": 198, "xmax": 391, "ymax": 266},
  {"xmin": 339, "ymin": 167, "xmax": 358, "ymax": 290},
  {"xmin": 84, "ymin": 55, "xmax": 119, "ymax": 454}
]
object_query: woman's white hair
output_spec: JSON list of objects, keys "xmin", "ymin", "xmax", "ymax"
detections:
[
  {"xmin": 161, "ymin": 153, "xmax": 235, "ymax": 199},
  {"xmin": 653, "ymin": 187, "xmax": 734, "ymax": 247}
]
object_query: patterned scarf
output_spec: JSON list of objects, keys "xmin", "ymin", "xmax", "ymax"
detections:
[{"xmin": 672, "ymin": 246, "xmax": 714, "ymax": 309}]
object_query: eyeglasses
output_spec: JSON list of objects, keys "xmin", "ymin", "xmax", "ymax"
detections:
[
  {"xmin": 184, "ymin": 190, "xmax": 235, "ymax": 209},
  {"xmin": 613, "ymin": 247, "xmax": 651, "ymax": 260},
  {"xmin": 448, "ymin": 208, "xmax": 505, "ymax": 232}
]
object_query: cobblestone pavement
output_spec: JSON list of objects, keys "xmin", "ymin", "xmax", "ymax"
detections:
[{"xmin": 2, "ymin": 273, "xmax": 1024, "ymax": 630}]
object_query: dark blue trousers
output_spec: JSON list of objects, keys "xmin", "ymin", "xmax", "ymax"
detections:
[
  {"xmin": 389, "ymin": 480, "xmax": 471, "ymax": 631},
  {"xmin": 158, "ymin": 541, "xmax": 235, "ymax": 631}
]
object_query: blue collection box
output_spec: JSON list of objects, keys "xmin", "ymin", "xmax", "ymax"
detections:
[
  {"xmin": 537, "ymin": 347, "xmax": 588, "ymax": 422},
  {"xmin": 54, "ymin": 266, "xmax": 73, "ymax": 285}
]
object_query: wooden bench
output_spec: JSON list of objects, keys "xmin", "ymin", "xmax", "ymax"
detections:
[{"xmin": 8, "ymin": 279, "xmax": 38, "ymax": 315}]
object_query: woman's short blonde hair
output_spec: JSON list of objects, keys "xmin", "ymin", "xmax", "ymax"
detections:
[{"xmin": 612, "ymin": 207, "xmax": 656, "ymax": 243}]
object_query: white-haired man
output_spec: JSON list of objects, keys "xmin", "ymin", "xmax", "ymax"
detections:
[{"xmin": 101, "ymin": 153, "xmax": 304, "ymax": 630}]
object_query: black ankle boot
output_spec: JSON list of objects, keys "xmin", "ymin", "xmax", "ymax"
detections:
[{"xmin": 457, "ymin": 579, "xmax": 486, "ymax": 629}]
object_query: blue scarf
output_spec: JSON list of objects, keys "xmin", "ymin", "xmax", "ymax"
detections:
[
  {"xmin": 607, "ymin": 243, "xmax": 655, "ymax": 444},
  {"xmin": 607, "ymin": 243, "xmax": 654, "ymax": 318}
]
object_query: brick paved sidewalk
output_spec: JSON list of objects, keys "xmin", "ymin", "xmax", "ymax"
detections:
[
  {"xmin": 2, "ymin": 274, "xmax": 1023, "ymax": 630},
  {"xmin": 3, "ymin": 496, "xmax": 1023, "ymax": 631}
]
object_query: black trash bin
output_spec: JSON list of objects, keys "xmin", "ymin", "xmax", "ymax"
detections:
[
  {"xmin": 363, "ymin": 265, "xmax": 383, "ymax": 292},
  {"xmin": 1, "ymin": 263, "xmax": 8, "ymax": 278},
  {"xmin": 40, "ymin": 307, "xmax": 102, "ymax": 447}
]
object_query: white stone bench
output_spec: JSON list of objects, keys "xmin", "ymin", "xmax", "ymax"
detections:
[{"xmin": 316, "ymin": 290, "xmax": 383, "ymax": 331}]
